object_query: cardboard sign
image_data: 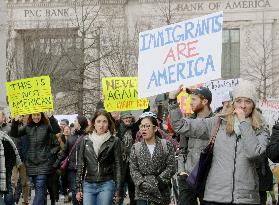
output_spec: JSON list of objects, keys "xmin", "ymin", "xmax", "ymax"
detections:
[
  {"xmin": 204, "ymin": 78, "xmax": 239, "ymax": 111},
  {"xmin": 258, "ymin": 99, "xmax": 279, "ymax": 131},
  {"xmin": 177, "ymin": 92, "xmax": 192, "ymax": 114},
  {"xmin": 102, "ymin": 77, "xmax": 149, "ymax": 112},
  {"xmin": 138, "ymin": 11, "xmax": 223, "ymax": 98},
  {"xmin": 6, "ymin": 76, "xmax": 54, "ymax": 117}
]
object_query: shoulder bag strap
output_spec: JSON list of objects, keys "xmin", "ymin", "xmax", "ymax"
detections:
[
  {"xmin": 68, "ymin": 135, "xmax": 84, "ymax": 157},
  {"xmin": 209, "ymin": 117, "xmax": 222, "ymax": 146}
]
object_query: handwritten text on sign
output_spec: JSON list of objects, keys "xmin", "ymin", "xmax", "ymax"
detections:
[
  {"xmin": 102, "ymin": 77, "xmax": 149, "ymax": 112},
  {"xmin": 258, "ymin": 99, "xmax": 279, "ymax": 132},
  {"xmin": 6, "ymin": 76, "xmax": 54, "ymax": 117},
  {"xmin": 138, "ymin": 11, "xmax": 223, "ymax": 98}
]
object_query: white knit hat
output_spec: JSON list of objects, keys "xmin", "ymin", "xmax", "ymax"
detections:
[{"xmin": 232, "ymin": 80, "xmax": 258, "ymax": 104}]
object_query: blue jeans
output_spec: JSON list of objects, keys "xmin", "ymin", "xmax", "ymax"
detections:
[
  {"xmin": 83, "ymin": 180, "xmax": 115, "ymax": 205},
  {"xmin": 67, "ymin": 170, "xmax": 79, "ymax": 205},
  {"xmin": 0, "ymin": 195, "xmax": 4, "ymax": 205},
  {"xmin": 31, "ymin": 175, "xmax": 47, "ymax": 205},
  {"xmin": 3, "ymin": 167, "xmax": 15, "ymax": 205}
]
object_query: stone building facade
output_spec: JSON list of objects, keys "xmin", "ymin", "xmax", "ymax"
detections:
[
  {"xmin": 0, "ymin": 2, "xmax": 7, "ymax": 109},
  {"xmin": 5, "ymin": 0, "xmax": 279, "ymax": 114}
]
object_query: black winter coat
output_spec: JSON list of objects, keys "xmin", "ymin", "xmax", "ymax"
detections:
[
  {"xmin": 11, "ymin": 116, "xmax": 60, "ymax": 176},
  {"xmin": 267, "ymin": 123, "xmax": 279, "ymax": 162},
  {"xmin": 116, "ymin": 122, "xmax": 138, "ymax": 175},
  {"xmin": 76, "ymin": 135, "xmax": 123, "ymax": 196},
  {"xmin": 53, "ymin": 130, "xmax": 86, "ymax": 171}
]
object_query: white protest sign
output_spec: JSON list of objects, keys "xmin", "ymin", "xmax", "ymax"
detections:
[
  {"xmin": 258, "ymin": 99, "xmax": 279, "ymax": 131},
  {"xmin": 138, "ymin": 11, "xmax": 223, "ymax": 98},
  {"xmin": 55, "ymin": 114, "xmax": 78, "ymax": 125},
  {"xmin": 204, "ymin": 78, "xmax": 239, "ymax": 112}
]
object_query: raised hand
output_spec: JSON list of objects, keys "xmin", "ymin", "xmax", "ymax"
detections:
[
  {"xmin": 14, "ymin": 116, "xmax": 22, "ymax": 122},
  {"xmin": 44, "ymin": 110, "xmax": 54, "ymax": 118},
  {"xmin": 233, "ymin": 108, "xmax": 246, "ymax": 122},
  {"xmin": 168, "ymin": 85, "xmax": 184, "ymax": 99}
]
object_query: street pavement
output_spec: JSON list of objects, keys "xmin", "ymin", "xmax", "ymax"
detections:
[{"xmin": 19, "ymin": 191, "xmax": 130, "ymax": 205}]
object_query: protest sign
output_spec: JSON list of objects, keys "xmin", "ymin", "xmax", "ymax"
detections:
[
  {"xmin": 177, "ymin": 92, "xmax": 192, "ymax": 114},
  {"xmin": 176, "ymin": 84, "xmax": 202, "ymax": 114},
  {"xmin": 138, "ymin": 11, "xmax": 223, "ymax": 98},
  {"xmin": 102, "ymin": 77, "xmax": 149, "ymax": 112},
  {"xmin": 204, "ymin": 78, "xmax": 239, "ymax": 112},
  {"xmin": 258, "ymin": 99, "xmax": 279, "ymax": 131},
  {"xmin": 55, "ymin": 114, "xmax": 78, "ymax": 125},
  {"xmin": 6, "ymin": 76, "xmax": 54, "ymax": 117}
]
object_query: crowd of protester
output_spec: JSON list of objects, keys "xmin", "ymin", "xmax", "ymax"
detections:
[{"xmin": 1, "ymin": 80, "xmax": 279, "ymax": 205}]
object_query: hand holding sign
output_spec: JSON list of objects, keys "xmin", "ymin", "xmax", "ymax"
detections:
[
  {"xmin": 169, "ymin": 85, "xmax": 184, "ymax": 100},
  {"xmin": 44, "ymin": 110, "xmax": 54, "ymax": 118},
  {"xmin": 14, "ymin": 115, "xmax": 22, "ymax": 122}
]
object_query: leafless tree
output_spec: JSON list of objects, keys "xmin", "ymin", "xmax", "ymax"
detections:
[{"xmin": 243, "ymin": 13, "xmax": 279, "ymax": 99}]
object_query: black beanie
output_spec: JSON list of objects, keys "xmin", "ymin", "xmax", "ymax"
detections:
[{"xmin": 77, "ymin": 115, "xmax": 88, "ymax": 130}]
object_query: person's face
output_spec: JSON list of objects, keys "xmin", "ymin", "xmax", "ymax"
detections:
[
  {"xmin": 190, "ymin": 94, "xmax": 206, "ymax": 113},
  {"xmin": 74, "ymin": 119, "xmax": 81, "ymax": 130},
  {"xmin": 87, "ymin": 119, "xmax": 92, "ymax": 127},
  {"xmin": 122, "ymin": 117, "xmax": 133, "ymax": 126},
  {"xmin": 0, "ymin": 113, "xmax": 5, "ymax": 124},
  {"xmin": 223, "ymin": 101, "xmax": 231, "ymax": 110},
  {"xmin": 60, "ymin": 121, "xmax": 67, "ymax": 130},
  {"xmin": 111, "ymin": 112, "xmax": 120, "ymax": 121},
  {"xmin": 32, "ymin": 113, "xmax": 42, "ymax": 124},
  {"xmin": 63, "ymin": 126, "xmax": 71, "ymax": 136},
  {"xmin": 234, "ymin": 97, "xmax": 254, "ymax": 118},
  {"xmin": 22, "ymin": 115, "xmax": 29, "ymax": 125},
  {"xmin": 94, "ymin": 115, "xmax": 109, "ymax": 134},
  {"xmin": 139, "ymin": 118, "xmax": 157, "ymax": 141}
]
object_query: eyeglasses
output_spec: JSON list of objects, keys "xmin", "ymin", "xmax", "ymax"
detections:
[{"xmin": 139, "ymin": 124, "xmax": 155, "ymax": 129}]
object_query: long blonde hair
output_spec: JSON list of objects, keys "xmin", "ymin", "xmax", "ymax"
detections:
[{"xmin": 217, "ymin": 102, "xmax": 263, "ymax": 135}]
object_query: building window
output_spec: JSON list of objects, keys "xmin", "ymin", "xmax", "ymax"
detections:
[{"xmin": 222, "ymin": 29, "xmax": 240, "ymax": 79}]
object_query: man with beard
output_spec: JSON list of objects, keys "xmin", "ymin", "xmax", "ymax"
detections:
[
  {"xmin": 116, "ymin": 111, "xmax": 138, "ymax": 205},
  {"xmin": 175, "ymin": 87, "xmax": 213, "ymax": 205}
]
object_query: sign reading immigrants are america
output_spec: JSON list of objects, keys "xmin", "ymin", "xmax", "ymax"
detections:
[{"xmin": 137, "ymin": 11, "xmax": 223, "ymax": 98}]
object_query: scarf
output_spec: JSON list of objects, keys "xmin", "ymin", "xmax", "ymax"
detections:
[
  {"xmin": 0, "ymin": 131, "xmax": 22, "ymax": 192},
  {"xmin": 88, "ymin": 131, "xmax": 111, "ymax": 156}
]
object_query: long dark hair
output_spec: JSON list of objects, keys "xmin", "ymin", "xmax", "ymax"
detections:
[
  {"xmin": 27, "ymin": 112, "xmax": 49, "ymax": 125},
  {"xmin": 87, "ymin": 110, "xmax": 115, "ymax": 135}
]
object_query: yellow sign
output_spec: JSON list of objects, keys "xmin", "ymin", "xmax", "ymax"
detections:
[
  {"xmin": 177, "ymin": 92, "xmax": 192, "ymax": 114},
  {"xmin": 176, "ymin": 84, "xmax": 203, "ymax": 114},
  {"xmin": 102, "ymin": 77, "xmax": 149, "ymax": 112},
  {"xmin": 6, "ymin": 76, "xmax": 54, "ymax": 117}
]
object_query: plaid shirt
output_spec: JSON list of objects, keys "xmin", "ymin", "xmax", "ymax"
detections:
[{"xmin": 0, "ymin": 131, "xmax": 22, "ymax": 192}]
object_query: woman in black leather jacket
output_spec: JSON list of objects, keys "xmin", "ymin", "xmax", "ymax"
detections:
[{"xmin": 76, "ymin": 110, "xmax": 123, "ymax": 205}]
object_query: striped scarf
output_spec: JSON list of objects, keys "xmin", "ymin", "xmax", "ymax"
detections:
[{"xmin": 0, "ymin": 131, "xmax": 22, "ymax": 192}]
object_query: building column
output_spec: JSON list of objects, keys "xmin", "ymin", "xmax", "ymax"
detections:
[{"xmin": 0, "ymin": 3, "xmax": 7, "ymax": 109}]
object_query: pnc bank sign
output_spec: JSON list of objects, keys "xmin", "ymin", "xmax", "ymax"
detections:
[{"xmin": 24, "ymin": 8, "xmax": 71, "ymax": 18}]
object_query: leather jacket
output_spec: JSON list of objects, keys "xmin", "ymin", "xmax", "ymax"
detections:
[
  {"xmin": 76, "ymin": 135, "xmax": 123, "ymax": 196},
  {"xmin": 53, "ymin": 130, "xmax": 86, "ymax": 171}
]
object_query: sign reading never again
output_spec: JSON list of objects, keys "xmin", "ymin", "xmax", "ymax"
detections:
[
  {"xmin": 6, "ymin": 76, "xmax": 54, "ymax": 117},
  {"xmin": 102, "ymin": 77, "xmax": 149, "ymax": 112}
]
